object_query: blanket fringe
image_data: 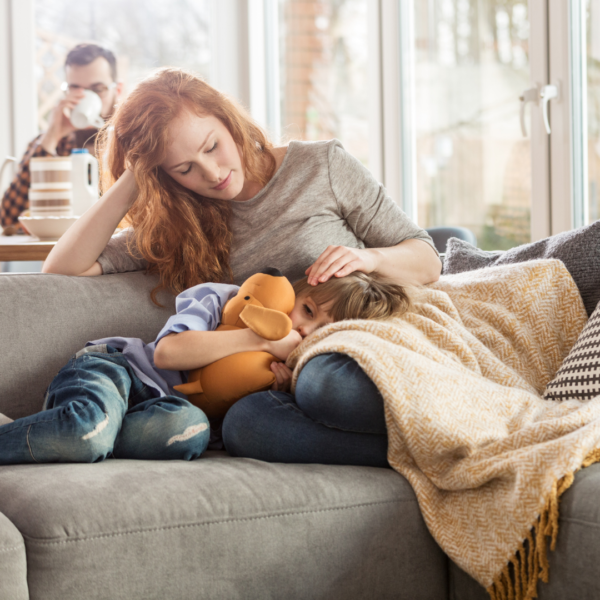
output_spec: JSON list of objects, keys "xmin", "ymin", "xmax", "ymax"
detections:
[{"xmin": 486, "ymin": 448, "xmax": 600, "ymax": 600}]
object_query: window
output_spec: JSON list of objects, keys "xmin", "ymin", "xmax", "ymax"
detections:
[
  {"xmin": 402, "ymin": 1, "xmax": 532, "ymax": 250},
  {"xmin": 3, "ymin": 0, "xmax": 594, "ymax": 252},
  {"xmin": 34, "ymin": 0, "xmax": 212, "ymax": 131},
  {"xmin": 277, "ymin": 0, "xmax": 371, "ymax": 167}
]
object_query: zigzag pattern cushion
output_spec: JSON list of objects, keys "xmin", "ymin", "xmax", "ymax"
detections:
[{"xmin": 544, "ymin": 301, "xmax": 600, "ymax": 401}]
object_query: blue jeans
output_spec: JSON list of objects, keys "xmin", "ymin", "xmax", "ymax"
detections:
[
  {"xmin": 222, "ymin": 353, "xmax": 389, "ymax": 468},
  {"xmin": 0, "ymin": 348, "xmax": 210, "ymax": 465}
]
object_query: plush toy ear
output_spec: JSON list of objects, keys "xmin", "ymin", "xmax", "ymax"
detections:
[{"xmin": 239, "ymin": 305, "xmax": 293, "ymax": 341}]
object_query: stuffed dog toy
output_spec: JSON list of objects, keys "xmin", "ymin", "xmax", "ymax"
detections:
[{"xmin": 173, "ymin": 268, "xmax": 296, "ymax": 419}]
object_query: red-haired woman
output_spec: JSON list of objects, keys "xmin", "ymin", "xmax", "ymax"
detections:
[{"xmin": 44, "ymin": 68, "xmax": 441, "ymax": 467}]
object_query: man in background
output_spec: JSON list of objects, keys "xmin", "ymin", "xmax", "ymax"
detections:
[{"xmin": 1, "ymin": 43, "xmax": 123, "ymax": 232}]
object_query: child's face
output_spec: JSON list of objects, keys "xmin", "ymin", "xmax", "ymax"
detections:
[{"xmin": 289, "ymin": 293, "xmax": 334, "ymax": 338}]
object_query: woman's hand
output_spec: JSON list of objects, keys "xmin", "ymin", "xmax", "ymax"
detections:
[
  {"xmin": 305, "ymin": 239, "xmax": 441, "ymax": 287},
  {"xmin": 305, "ymin": 245, "xmax": 379, "ymax": 286},
  {"xmin": 42, "ymin": 167, "xmax": 139, "ymax": 276},
  {"xmin": 270, "ymin": 361, "xmax": 293, "ymax": 393},
  {"xmin": 266, "ymin": 329, "xmax": 303, "ymax": 361}
]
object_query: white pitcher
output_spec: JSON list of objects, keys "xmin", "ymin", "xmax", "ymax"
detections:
[
  {"xmin": 70, "ymin": 149, "xmax": 99, "ymax": 216},
  {"xmin": 0, "ymin": 156, "xmax": 16, "ymax": 190}
]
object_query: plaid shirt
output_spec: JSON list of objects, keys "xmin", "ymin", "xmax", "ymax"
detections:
[{"xmin": 1, "ymin": 129, "xmax": 97, "ymax": 229}]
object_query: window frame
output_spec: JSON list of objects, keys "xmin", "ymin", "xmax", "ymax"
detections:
[
  {"xmin": 372, "ymin": 0, "xmax": 581, "ymax": 241},
  {"xmin": 548, "ymin": 0, "xmax": 581, "ymax": 235},
  {"xmin": 0, "ymin": 0, "xmax": 37, "ymax": 195}
]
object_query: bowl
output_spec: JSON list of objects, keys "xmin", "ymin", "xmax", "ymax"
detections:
[{"xmin": 18, "ymin": 215, "xmax": 79, "ymax": 241}]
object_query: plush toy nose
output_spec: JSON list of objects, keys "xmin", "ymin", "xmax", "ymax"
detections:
[{"xmin": 261, "ymin": 267, "xmax": 284, "ymax": 278}]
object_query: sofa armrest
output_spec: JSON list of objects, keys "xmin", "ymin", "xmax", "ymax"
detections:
[{"xmin": 0, "ymin": 509, "xmax": 28, "ymax": 600}]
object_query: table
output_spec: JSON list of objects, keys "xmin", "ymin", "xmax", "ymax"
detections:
[{"xmin": 0, "ymin": 235, "xmax": 56, "ymax": 262}]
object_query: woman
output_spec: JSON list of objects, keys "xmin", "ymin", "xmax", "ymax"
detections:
[{"xmin": 43, "ymin": 68, "xmax": 442, "ymax": 467}]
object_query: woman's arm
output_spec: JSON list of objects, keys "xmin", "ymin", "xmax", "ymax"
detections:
[
  {"xmin": 154, "ymin": 328, "xmax": 302, "ymax": 371},
  {"xmin": 42, "ymin": 169, "xmax": 137, "ymax": 276},
  {"xmin": 304, "ymin": 141, "xmax": 441, "ymax": 287},
  {"xmin": 368, "ymin": 238, "xmax": 442, "ymax": 284},
  {"xmin": 306, "ymin": 238, "xmax": 442, "ymax": 287}
]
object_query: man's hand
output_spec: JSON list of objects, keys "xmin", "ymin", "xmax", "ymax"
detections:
[
  {"xmin": 40, "ymin": 89, "xmax": 85, "ymax": 154},
  {"xmin": 265, "ymin": 329, "xmax": 302, "ymax": 361},
  {"xmin": 270, "ymin": 361, "xmax": 294, "ymax": 393}
]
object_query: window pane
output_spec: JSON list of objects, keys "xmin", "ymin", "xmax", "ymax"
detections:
[
  {"xmin": 278, "ymin": 0, "xmax": 370, "ymax": 167},
  {"xmin": 34, "ymin": 0, "xmax": 211, "ymax": 131},
  {"xmin": 586, "ymin": 0, "xmax": 600, "ymax": 223},
  {"xmin": 411, "ymin": 0, "xmax": 531, "ymax": 250}
]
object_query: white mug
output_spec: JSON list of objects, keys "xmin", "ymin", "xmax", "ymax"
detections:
[{"xmin": 70, "ymin": 89, "xmax": 104, "ymax": 130}]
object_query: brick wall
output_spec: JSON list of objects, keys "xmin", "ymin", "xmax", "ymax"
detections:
[{"xmin": 282, "ymin": 0, "xmax": 335, "ymax": 141}]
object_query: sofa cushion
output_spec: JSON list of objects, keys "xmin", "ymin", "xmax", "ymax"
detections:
[
  {"xmin": 544, "ymin": 300, "xmax": 600, "ymax": 401},
  {"xmin": 0, "ymin": 454, "xmax": 448, "ymax": 600},
  {"xmin": 0, "ymin": 272, "xmax": 174, "ymax": 420},
  {"xmin": 443, "ymin": 220, "xmax": 600, "ymax": 316},
  {"xmin": 0, "ymin": 510, "xmax": 28, "ymax": 600},
  {"xmin": 449, "ymin": 462, "xmax": 600, "ymax": 600}
]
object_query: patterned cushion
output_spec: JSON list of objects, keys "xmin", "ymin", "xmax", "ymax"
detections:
[{"xmin": 544, "ymin": 302, "xmax": 600, "ymax": 401}]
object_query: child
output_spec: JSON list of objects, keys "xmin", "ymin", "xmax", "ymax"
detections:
[
  {"xmin": 0, "ymin": 270, "xmax": 411, "ymax": 465},
  {"xmin": 270, "ymin": 271, "xmax": 412, "ymax": 392}
]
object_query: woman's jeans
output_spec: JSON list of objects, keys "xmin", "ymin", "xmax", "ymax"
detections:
[
  {"xmin": 222, "ymin": 353, "xmax": 390, "ymax": 468},
  {"xmin": 0, "ymin": 347, "xmax": 210, "ymax": 465}
]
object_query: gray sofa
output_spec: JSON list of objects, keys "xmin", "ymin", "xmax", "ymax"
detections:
[{"xmin": 0, "ymin": 271, "xmax": 599, "ymax": 600}]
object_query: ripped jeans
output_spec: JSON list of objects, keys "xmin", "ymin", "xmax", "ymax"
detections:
[{"xmin": 0, "ymin": 347, "xmax": 210, "ymax": 465}]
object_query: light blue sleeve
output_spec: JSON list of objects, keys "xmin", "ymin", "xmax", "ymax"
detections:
[{"xmin": 154, "ymin": 282, "xmax": 240, "ymax": 343}]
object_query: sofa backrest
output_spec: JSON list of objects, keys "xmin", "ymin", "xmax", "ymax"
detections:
[{"xmin": 0, "ymin": 272, "xmax": 175, "ymax": 419}]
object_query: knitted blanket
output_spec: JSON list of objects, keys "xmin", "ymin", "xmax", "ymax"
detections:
[{"xmin": 288, "ymin": 259, "xmax": 600, "ymax": 599}]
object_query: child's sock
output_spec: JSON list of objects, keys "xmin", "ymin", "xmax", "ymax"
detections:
[{"xmin": 0, "ymin": 413, "xmax": 14, "ymax": 426}]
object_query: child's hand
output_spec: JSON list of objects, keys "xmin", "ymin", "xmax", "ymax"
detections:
[
  {"xmin": 266, "ymin": 329, "xmax": 302, "ymax": 361},
  {"xmin": 270, "ymin": 361, "xmax": 293, "ymax": 393}
]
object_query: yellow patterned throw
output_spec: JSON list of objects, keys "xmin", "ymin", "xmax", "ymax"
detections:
[{"xmin": 288, "ymin": 259, "xmax": 600, "ymax": 599}]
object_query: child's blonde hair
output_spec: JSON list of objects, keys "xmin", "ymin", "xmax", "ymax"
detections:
[{"xmin": 292, "ymin": 272, "xmax": 412, "ymax": 321}]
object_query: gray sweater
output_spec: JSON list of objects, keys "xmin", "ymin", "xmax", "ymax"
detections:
[{"xmin": 98, "ymin": 139, "xmax": 436, "ymax": 285}]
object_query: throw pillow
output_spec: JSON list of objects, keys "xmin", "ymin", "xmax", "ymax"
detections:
[
  {"xmin": 443, "ymin": 220, "xmax": 600, "ymax": 316},
  {"xmin": 543, "ymin": 301, "xmax": 600, "ymax": 401}
]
